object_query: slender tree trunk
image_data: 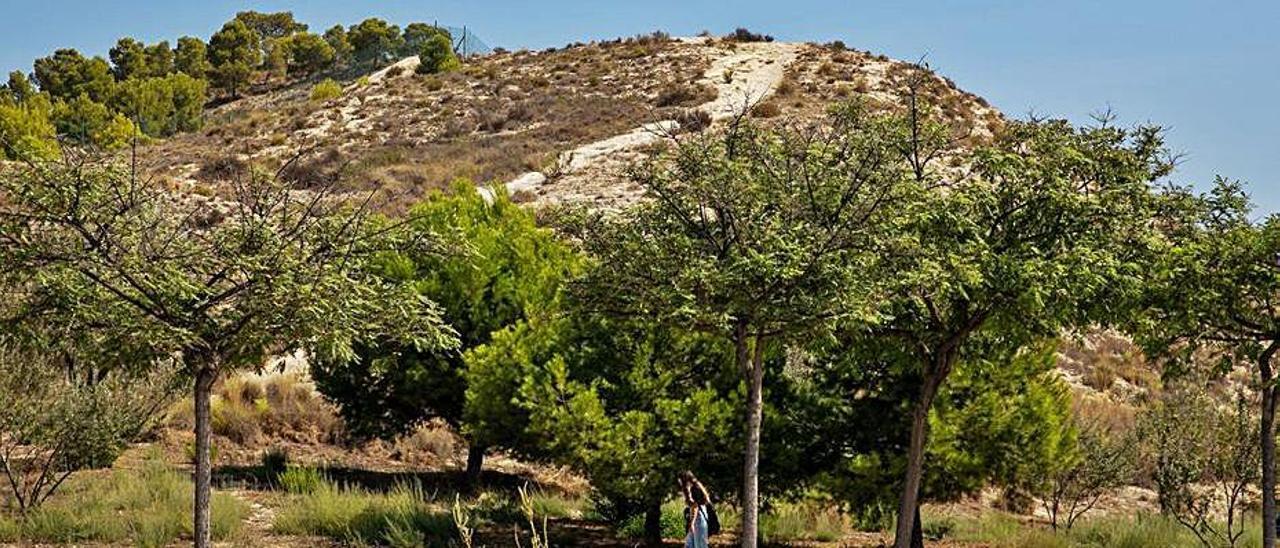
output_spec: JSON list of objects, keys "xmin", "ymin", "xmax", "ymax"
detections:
[
  {"xmin": 464, "ymin": 443, "xmax": 486, "ymax": 488},
  {"xmin": 644, "ymin": 500, "xmax": 664, "ymax": 547},
  {"xmin": 737, "ymin": 327, "xmax": 765, "ymax": 548},
  {"xmin": 1261, "ymin": 343, "xmax": 1279, "ymax": 548},
  {"xmin": 895, "ymin": 358, "xmax": 947, "ymax": 548},
  {"xmin": 193, "ymin": 366, "xmax": 217, "ymax": 548}
]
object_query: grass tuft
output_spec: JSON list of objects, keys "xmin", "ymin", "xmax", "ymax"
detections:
[{"xmin": 0, "ymin": 456, "xmax": 247, "ymax": 546}]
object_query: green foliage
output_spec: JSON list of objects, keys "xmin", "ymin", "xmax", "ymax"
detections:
[
  {"xmin": 262, "ymin": 38, "xmax": 289, "ymax": 80},
  {"xmin": 0, "ymin": 94, "xmax": 58, "ymax": 160},
  {"xmin": 110, "ymin": 72, "xmax": 207, "ymax": 137},
  {"xmin": 314, "ymin": 186, "xmax": 576, "ymax": 442},
  {"xmin": 1138, "ymin": 385, "xmax": 1258, "ymax": 546},
  {"xmin": 0, "ymin": 456, "xmax": 247, "ymax": 546},
  {"xmin": 348, "ymin": 18, "xmax": 405, "ymax": 66},
  {"xmin": 144, "ymin": 41, "xmax": 174, "ymax": 78},
  {"xmin": 3, "ymin": 71, "xmax": 37, "ymax": 103},
  {"xmin": 0, "ymin": 344, "xmax": 175, "ymax": 512},
  {"xmin": 32, "ymin": 49, "xmax": 115, "ymax": 103},
  {"xmin": 514, "ymin": 313, "xmax": 741, "ymax": 521},
  {"xmin": 617, "ymin": 499, "xmax": 686, "ymax": 539},
  {"xmin": 323, "ymin": 25, "xmax": 354, "ymax": 65},
  {"xmin": 208, "ymin": 20, "xmax": 261, "ymax": 96},
  {"xmin": 416, "ymin": 33, "xmax": 460, "ymax": 75},
  {"xmin": 284, "ymin": 32, "xmax": 336, "ymax": 77},
  {"xmin": 403, "ymin": 23, "xmax": 452, "ymax": 56},
  {"xmin": 51, "ymin": 94, "xmax": 136, "ymax": 149},
  {"xmin": 309, "ymin": 78, "xmax": 342, "ymax": 102},
  {"xmin": 810, "ymin": 340, "xmax": 1082, "ymax": 510},
  {"xmin": 109, "ymin": 38, "xmax": 148, "ymax": 81},
  {"xmin": 234, "ymin": 10, "xmax": 308, "ymax": 41},
  {"xmin": 927, "ymin": 343, "xmax": 1077, "ymax": 499},
  {"xmin": 174, "ymin": 36, "xmax": 211, "ymax": 78},
  {"xmin": 1036, "ymin": 410, "xmax": 1137, "ymax": 530}
]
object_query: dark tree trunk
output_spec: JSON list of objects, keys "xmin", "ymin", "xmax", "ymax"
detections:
[
  {"xmin": 644, "ymin": 500, "xmax": 664, "ymax": 547},
  {"xmin": 193, "ymin": 366, "xmax": 217, "ymax": 548},
  {"xmin": 895, "ymin": 355, "xmax": 949, "ymax": 548},
  {"xmin": 465, "ymin": 443, "xmax": 486, "ymax": 488},
  {"xmin": 912, "ymin": 504, "xmax": 925, "ymax": 548},
  {"xmin": 1261, "ymin": 343, "xmax": 1278, "ymax": 548},
  {"xmin": 737, "ymin": 326, "xmax": 765, "ymax": 548}
]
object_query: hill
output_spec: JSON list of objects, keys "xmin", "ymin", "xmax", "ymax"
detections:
[{"xmin": 146, "ymin": 33, "xmax": 1001, "ymax": 213}]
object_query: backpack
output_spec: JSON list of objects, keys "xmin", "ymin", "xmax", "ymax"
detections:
[{"xmin": 705, "ymin": 503, "xmax": 721, "ymax": 536}]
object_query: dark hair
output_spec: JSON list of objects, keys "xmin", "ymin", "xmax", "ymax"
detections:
[{"xmin": 681, "ymin": 471, "xmax": 710, "ymax": 505}]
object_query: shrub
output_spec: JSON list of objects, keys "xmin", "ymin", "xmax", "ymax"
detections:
[
  {"xmin": 618, "ymin": 499, "xmax": 684, "ymax": 539},
  {"xmin": 202, "ymin": 373, "xmax": 344, "ymax": 446},
  {"xmin": 417, "ymin": 34, "xmax": 461, "ymax": 75},
  {"xmin": 728, "ymin": 28, "xmax": 774, "ymax": 42},
  {"xmin": 750, "ymin": 101, "xmax": 781, "ymax": 118},
  {"xmin": 676, "ymin": 109, "xmax": 712, "ymax": 133},
  {"xmin": 310, "ymin": 78, "xmax": 342, "ymax": 102},
  {"xmin": 654, "ymin": 84, "xmax": 700, "ymax": 107},
  {"xmin": 0, "ymin": 96, "xmax": 59, "ymax": 160},
  {"xmin": 261, "ymin": 447, "xmax": 289, "ymax": 482},
  {"xmin": 0, "ymin": 344, "xmax": 176, "ymax": 512}
]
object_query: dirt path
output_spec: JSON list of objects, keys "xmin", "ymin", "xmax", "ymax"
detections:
[{"xmin": 478, "ymin": 40, "xmax": 803, "ymax": 207}]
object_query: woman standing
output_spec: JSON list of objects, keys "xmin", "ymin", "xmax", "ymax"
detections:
[{"xmin": 681, "ymin": 471, "xmax": 711, "ymax": 548}]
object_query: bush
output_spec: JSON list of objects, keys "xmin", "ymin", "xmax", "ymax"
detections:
[
  {"xmin": 750, "ymin": 101, "xmax": 781, "ymax": 118},
  {"xmin": 728, "ymin": 28, "xmax": 775, "ymax": 42},
  {"xmin": 654, "ymin": 84, "xmax": 701, "ymax": 107},
  {"xmin": 417, "ymin": 34, "xmax": 461, "ymax": 75},
  {"xmin": 0, "ymin": 96, "xmax": 59, "ymax": 160},
  {"xmin": 676, "ymin": 109, "xmax": 712, "ymax": 133},
  {"xmin": 0, "ymin": 344, "xmax": 176, "ymax": 512},
  {"xmin": 261, "ymin": 447, "xmax": 289, "ymax": 482},
  {"xmin": 310, "ymin": 78, "xmax": 342, "ymax": 102},
  {"xmin": 203, "ymin": 373, "xmax": 344, "ymax": 446},
  {"xmin": 617, "ymin": 499, "xmax": 685, "ymax": 539}
]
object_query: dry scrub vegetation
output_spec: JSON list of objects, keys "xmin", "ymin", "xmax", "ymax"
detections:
[{"xmin": 145, "ymin": 33, "xmax": 717, "ymax": 212}]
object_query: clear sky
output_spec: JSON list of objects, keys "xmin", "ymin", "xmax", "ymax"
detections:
[{"xmin": 2, "ymin": 1, "xmax": 1276, "ymax": 212}]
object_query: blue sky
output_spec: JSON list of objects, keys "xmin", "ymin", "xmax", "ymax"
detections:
[{"xmin": 2, "ymin": 1, "xmax": 1277, "ymax": 212}]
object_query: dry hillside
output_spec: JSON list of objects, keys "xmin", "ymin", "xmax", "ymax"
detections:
[{"xmin": 143, "ymin": 33, "xmax": 1001, "ymax": 213}]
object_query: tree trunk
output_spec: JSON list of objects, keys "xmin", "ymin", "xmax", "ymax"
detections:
[
  {"xmin": 1261, "ymin": 343, "xmax": 1278, "ymax": 548},
  {"xmin": 644, "ymin": 500, "xmax": 664, "ymax": 547},
  {"xmin": 464, "ymin": 443, "xmax": 486, "ymax": 488},
  {"xmin": 737, "ymin": 328, "xmax": 765, "ymax": 548},
  {"xmin": 193, "ymin": 366, "xmax": 217, "ymax": 548},
  {"xmin": 894, "ymin": 360, "xmax": 946, "ymax": 548},
  {"xmin": 911, "ymin": 504, "xmax": 925, "ymax": 548}
]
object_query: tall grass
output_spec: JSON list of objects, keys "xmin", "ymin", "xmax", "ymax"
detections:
[
  {"xmin": 618, "ymin": 498, "xmax": 852, "ymax": 542},
  {"xmin": 273, "ymin": 476, "xmax": 588, "ymax": 546},
  {"xmin": 942, "ymin": 511, "xmax": 1263, "ymax": 548},
  {"xmin": 0, "ymin": 458, "xmax": 247, "ymax": 547},
  {"xmin": 273, "ymin": 480, "xmax": 456, "ymax": 546}
]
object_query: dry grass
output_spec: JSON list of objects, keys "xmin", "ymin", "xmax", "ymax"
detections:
[{"xmin": 167, "ymin": 373, "xmax": 344, "ymax": 447}]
